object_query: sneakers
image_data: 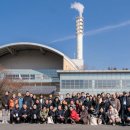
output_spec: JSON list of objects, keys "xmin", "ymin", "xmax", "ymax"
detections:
[
  {"xmin": 5, "ymin": 121, "xmax": 9, "ymax": 124},
  {"xmin": 1, "ymin": 120, "xmax": 9, "ymax": 124},
  {"xmin": 1, "ymin": 121, "xmax": 5, "ymax": 124},
  {"xmin": 113, "ymin": 123, "xmax": 116, "ymax": 126}
]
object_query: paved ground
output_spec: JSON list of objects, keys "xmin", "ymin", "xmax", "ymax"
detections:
[{"xmin": 0, "ymin": 124, "xmax": 129, "ymax": 130}]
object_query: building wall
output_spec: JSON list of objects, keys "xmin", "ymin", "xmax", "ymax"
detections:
[
  {"xmin": 59, "ymin": 72, "xmax": 130, "ymax": 94},
  {"xmin": 0, "ymin": 50, "xmax": 63, "ymax": 69},
  {"xmin": 63, "ymin": 58, "xmax": 77, "ymax": 70},
  {"xmin": 0, "ymin": 69, "xmax": 60, "ymax": 94}
]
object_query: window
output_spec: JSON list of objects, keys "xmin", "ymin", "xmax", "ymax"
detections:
[
  {"xmin": 122, "ymin": 80, "xmax": 130, "ymax": 88},
  {"xmin": 61, "ymin": 80, "xmax": 92, "ymax": 89},
  {"xmin": 30, "ymin": 74, "xmax": 35, "ymax": 80},
  {"xmin": 95, "ymin": 80, "xmax": 120, "ymax": 89},
  {"xmin": 5, "ymin": 74, "xmax": 19, "ymax": 80},
  {"xmin": 21, "ymin": 74, "xmax": 29, "ymax": 80}
]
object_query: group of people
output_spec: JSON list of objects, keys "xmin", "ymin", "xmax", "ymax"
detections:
[{"xmin": 0, "ymin": 91, "xmax": 130, "ymax": 126}]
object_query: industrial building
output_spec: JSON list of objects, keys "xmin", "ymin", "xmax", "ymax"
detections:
[
  {"xmin": 58, "ymin": 70, "xmax": 130, "ymax": 94},
  {"xmin": 0, "ymin": 42, "xmax": 79, "ymax": 94}
]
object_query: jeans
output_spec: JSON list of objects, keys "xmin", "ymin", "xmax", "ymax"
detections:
[{"xmin": 2, "ymin": 109, "xmax": 9, "ymax": 122}]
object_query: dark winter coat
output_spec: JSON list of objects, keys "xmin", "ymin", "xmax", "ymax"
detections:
[
  {"xmin": 55, "ymin": 109, "xmax": 64, "ymax": 118},
  {"xmin": 19, "ymin": 108, "xmax": 30, "ymax": 118},
  {"xmin": 1, "ymin": 95, "xmax": 9, "ymax": 110},
  {"xmin": 30, "ymin": 109, "xmax": 40, "ymax": 120},
  {"xmin": 23, "ymin": 96, "xmax": 32, "ymax": 108}
]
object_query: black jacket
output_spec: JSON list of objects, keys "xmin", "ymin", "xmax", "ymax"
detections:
[
  {"xmin": 30, "ymin": 109, "xmax": 40, "ymax": 119},
  {"xmin": 1, "ymin": 95, "xmax": 9, "ymax": 110},
  {"xmin": 48, "ymin": 110, "xmax": 55, "ymax": 117},
  {"xmin": 124, "ymin": 109, "xmax": 130, "ymax": 120},
  {"xmin": 55, "ymin": 109, "xmax": 64, "ymax": 118},
  {"xmin": 64, "ymin": 98, "xmax": 71, "ymax": 104},
  {"xmin": 99, "ymin": 101, "xmax": 110, "ymax": 112},
  {"xmin": 64, "ymin": 109, "xmax": 70, "ymax": 118},
  {"xmin": 23, "ymin": 96, "xmax": 32, "ymax": 108},
  {"xmin": 98, "ymin": 111, "xmax": 107, "ymax": 120},
  {"xmin": 88, "ymin": 109, "xmax": 98, "ymax": 117},
  {"xmin": 19, "ymin": 108, "xmax": 30, "ymax": 117},
  {"xmin": 11, "ymin": 108, "xmax": 20, "ymax": 117},
  {"xmin": 53, "ymin": 101, "xmax": 60, "ymax": 109},
  {"xmin": 127, "ymin": 96, "xmax": 130, "ymax": 107},
  {"xmin": 83, "ymin": 100, "xmax": 92, "ymax": 109}
]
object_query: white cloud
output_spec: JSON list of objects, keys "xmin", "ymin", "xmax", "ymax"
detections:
[
  {"xmin": 85, "ymin": 20, "xmax": 130, "ymax": 36},
  {"xmin": 48, "ymin": 20, "xmax": 130, "ymax": 44}
]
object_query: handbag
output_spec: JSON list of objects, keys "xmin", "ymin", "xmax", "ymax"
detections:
[
  {"xmin": 90, "ymin": 116, "xmax": 98, "ymax": 125},
  {"xmin": 47, "ymin": 116, "xmax": 54, "ymax": 124}
]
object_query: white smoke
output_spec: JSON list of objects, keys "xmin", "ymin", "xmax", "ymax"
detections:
[{"xmin": 71, "ymin": 2, "xmax": 84, "ymax": 17}]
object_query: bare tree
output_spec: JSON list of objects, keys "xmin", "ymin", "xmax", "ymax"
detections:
[{"xmin": 0, "ymin": 65, "xmax": 23, "ymax": 98}]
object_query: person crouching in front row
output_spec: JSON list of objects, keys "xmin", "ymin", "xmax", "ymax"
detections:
[
  {"xmin": 107, "ymin": 105, "xmax": 121, "ymax": 125},
  {"xmin": 55, "ymin": 105, "xmax": 65, "ymax": 123},
  {"xmin": 88, "ymin": 105, "xmax": 98, "ymax": 125},
  {"xmin": 48, "ymin": 105, "xmax": 56, "ymax": 124},
  {"xmin": 80, "ymin": 105, "xmax": 89, "ymax": 124},
  {"xmin": 97, "ymin": 107, "xmax": 108, "ymax": 125},
  {"xmin": 124, "ymin": 105, "xmax": 130, "ymax": 125},
  {"xmin": 10, "ymin": 104, "xmax": 20, "ymax": 124},
  {"xmin": 69, "ymin": 106, "xmax": 80, "ymax": 124},
  {"xmin": 40, "ymin": 106, "xmax": 49, "ymax": 124},
  {"xmin": 19, "ymin": 104, "xmax": 30, "ymax": 123},
  {"xmin": 30, "ymin": 104, "xmax": 40, "ymax": 123}
]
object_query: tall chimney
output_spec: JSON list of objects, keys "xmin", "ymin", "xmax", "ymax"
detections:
[
  {"xmin": 71, "ymin": 2, "xmax": 84, "ymax": 69},
  {"xmin": 76, "ymin": 16, "xmax": 83, "ymax": 60}
]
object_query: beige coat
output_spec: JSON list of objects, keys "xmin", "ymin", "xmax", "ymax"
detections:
[
  {"xmin": 107, "ymin": 108, "xmax": 119, "ymax": 119},
  {"xmin": 110, "ymin": 98, "xmax": 121, "ymax": 112}
]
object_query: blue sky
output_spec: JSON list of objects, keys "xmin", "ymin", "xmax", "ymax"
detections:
[{"xmin": 0, "ymin": 0, "xmax": 130, "ymax": 69}]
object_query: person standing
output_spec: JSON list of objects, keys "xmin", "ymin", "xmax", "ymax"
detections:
[
  {"xmin": 127, "ymin": 92, "xmax": 130, "ymax": 108},
  {"xmin": 9, "ymin": 93, "xmax": 18, "ymax": 110},
  {"xmin": 18, "ymin": 93, "xmax": 23, "ymax": 110},
  {"xmin": 1, "ymin": 91, "xmax": 10, "ymax": 124},
  {"xmin": 110, "ymin": 93, "xmax": 121, "ymax": 112},
  {"xmin": 120, "ymin": 92, "xmax": 128, "ymax": 125},
  {"xmin": 9, "ymin": 93, "xmax": 18, "ymax": 123},
  {"xmin": 23, "ymin": 91, "xmax": 33, "ymax": 109},
  {"xmin": 39, "ymin": 95, "xmax": 44, "ymax": 109}
]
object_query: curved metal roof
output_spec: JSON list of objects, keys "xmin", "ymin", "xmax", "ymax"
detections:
[{"xmin": 0, "ymin": 42, "xmax": 78, "ymax": 70}]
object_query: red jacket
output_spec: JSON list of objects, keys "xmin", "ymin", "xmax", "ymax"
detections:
[{"xmin": 70, "ymin": 109, "xmax": 80, "ymax": 121}]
